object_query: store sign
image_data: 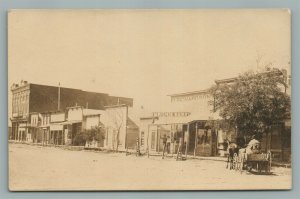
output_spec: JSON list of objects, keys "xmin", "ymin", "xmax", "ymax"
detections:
[
  {"xmin": 50, "ymin": 124, "xmax": 63, "ymax": 131},
  {"xmin": 152, "ymin": 112, "xmax": 191, "ymax": 117},
  {"xmin": 171, "ymin": 93, "xmax": 211, "ymax": 102}
]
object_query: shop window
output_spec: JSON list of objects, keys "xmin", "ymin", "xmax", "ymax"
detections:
[
  {"xmin": 141, "ymin": 131, "xmax": 144, "ymax": 146},
  {"xmin": 151, "ymin": 131, "xmax": 156, "ymax": 149},
  {"xmin": 283, "ymin": 127, "xmax": 291, "ymax": 148},
  {"xmin": 198, "ymin": 129, "xmax": 210, "ymax": 145}
]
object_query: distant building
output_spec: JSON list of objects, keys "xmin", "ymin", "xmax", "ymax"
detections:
[
  {"xmin": 10, "ymin": 81, "xmax": 133, "ymax": 143},
  {"xmin": 102, "ymin": 104, "xmax": 139, "ymax": 151}
]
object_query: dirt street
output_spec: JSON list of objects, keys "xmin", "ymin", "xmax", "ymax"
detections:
[{"xmin": 9, "ymin": 143, "xmax": 292, "ymax": 191}]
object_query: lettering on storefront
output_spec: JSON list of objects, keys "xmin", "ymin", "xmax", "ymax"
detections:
[
  {"xmin": 171, "ymin": 93, "xmax": 211, "ymax": 102},
  {"xmin": 152, "ymin": 112, "xmax": 191, "ymax": 117}
]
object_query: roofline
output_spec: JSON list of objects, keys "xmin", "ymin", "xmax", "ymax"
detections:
[
  {"xmin": 168, "ymin": 89, "xmax": 210, "ymax": 97},
  {"xmin": 11, "ymin": 82, "xmax": 109, "ymax": 95},
  {"xmin": 83, "ymin": 114, "xmax": 101, "ymax": 117},
  {"xmin": 215, "ymin": 77, "xmax": 238, "ymax": 84},
  {"xmin": 215, "ymin": 70, "xmax": 284, "ymax": 84},
  {"xmin": 29, "ymin": 112, "xmax": 40, "ymax": 115},
  {"xmin": 104, "ymin": 104, "xmax": 128, "ymax": 108},
  {"xmin": 66, "ymin": 106, "xmax": 83, "ymax": 110},
  {"xmin": 39, "ymin": 111, "xmax": 53, "ymax": 114},
  {"xmin": 49, "ymin": 110, "xmax": 65, "ymax": 114},
  {"xmin": 150, "ymin": 122, "xmax": 187, "ymax": 125},
  {"xmin": 140, "ymin": 116, "xmax": 159, "ymax": 120}
]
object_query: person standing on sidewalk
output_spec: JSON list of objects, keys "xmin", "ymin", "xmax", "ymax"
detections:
[
  {"xmin": 166, "ymin": 135, "xmax": 171, "ymax": 154},
  {"xmin": 136, "ymin": 136, "xmax": 141, "ymax": 156}
]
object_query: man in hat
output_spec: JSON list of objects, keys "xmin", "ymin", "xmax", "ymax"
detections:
[{"xmin": 239, "ymin": 134, "xmax": 261, "ymax": 162}]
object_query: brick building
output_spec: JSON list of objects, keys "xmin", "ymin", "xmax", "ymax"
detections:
[{"xmin": 10, "ymin": 81, "xmax": 133, "ymax": 142}]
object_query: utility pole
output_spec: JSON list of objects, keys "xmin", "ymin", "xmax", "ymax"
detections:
[
  {"xmin": 58, "ymin": 82, "xmax": 61, "ymax": 110},
  {"xmin": 125, "ymin": 105, "xmax": 128, "ymax": 151}
]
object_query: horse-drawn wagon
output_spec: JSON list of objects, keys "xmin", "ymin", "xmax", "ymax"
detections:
[
  {"xmin": 226, "ymin": 145, "xmax": 272, "ymax": 174},
  {"xmin": 226, "ymin": 136, "xmax": 272, "ymax": 174},
  {"xmin": 243, "ymin": 152, "xmax": 272, "ymax": 173}
]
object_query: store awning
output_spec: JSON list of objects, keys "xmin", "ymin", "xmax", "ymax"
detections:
[{"xmin": 58, "ymin": 120, "xmax": 82, "ymax": 125}]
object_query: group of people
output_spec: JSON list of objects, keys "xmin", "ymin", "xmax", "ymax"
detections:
[{"xmin": 135, "ymin": 132, "xmax": 262, "ymax": 161}]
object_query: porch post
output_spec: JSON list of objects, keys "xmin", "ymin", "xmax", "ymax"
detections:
[
  {"xmin": 194, "ymin": 122, "xmax": 198, "ymax": 157},
  {"xmin": 185, "ymin": 123, "xmax": 189, "ymax": 159},
  {"xmin": 157, "ymin": 125, "xmax": 160, "ymax": 152},
  {"xmin": 14, "ymin": 123, "xmax": 18, "ymax": 140},
  {"xmin": 41, "ymin": 130, "xmax": 44, "ymax": 145},
  {"xmin": 146, "ymin": 124, "xmax": 150, "ymax": 158},
  {"xmin": 280, "ymin": 123, "xmax": 284, "ymax": 161}
]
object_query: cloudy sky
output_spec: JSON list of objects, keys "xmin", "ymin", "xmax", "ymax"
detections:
[{"xmin": 8, "ymin": 9, "xmax": 291, "ymax": 113}]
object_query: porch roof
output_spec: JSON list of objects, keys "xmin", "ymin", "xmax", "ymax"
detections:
[
  {"xmin": 58, "ymin": 120, "xmax": 82, "ymax": 125},
  {"xmin": 153, "ymin": 111, "xmax": 221, "ymax": 125}
]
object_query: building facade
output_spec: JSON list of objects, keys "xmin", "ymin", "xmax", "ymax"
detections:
[
  {"xmin": 10, "ymin": 81, "xmax": 133, "ymax": 146},
  {"xmin": 214, "ymin": 69, "xmax": 292, "ymax": 161},
  {"xmin": 102, "ymin": 105, "xmax": 139, "ymax": 151},
  {"xmin": 140, "ymin": 69, "xmax": 291, "ymax": 160}
]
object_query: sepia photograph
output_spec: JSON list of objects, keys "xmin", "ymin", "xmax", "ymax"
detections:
[{"xmin": 8, "ymin": 9, "xmax": 291, "ymax": 191}]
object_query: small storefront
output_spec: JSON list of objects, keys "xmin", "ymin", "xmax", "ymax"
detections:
[
  {"xmin": 146, "ymin": 119, "xmax": 231, "ymax": 157},
  {"xmin": 18, "ymin": 126, "xmax": 27, "ymax": 141},
  {"xmin": 174, "ymin": 120, "xmax": 219, "ymax": 157},
  {"xmin": 60, "ymin": 121, "xmax": 82, "ymax": 145},
  {"xmin": 50, "ymin": 124, "xmax": 64, "ymax": 145},
  {"xmin": 10, "ymin": 119, "xmax": 28, "ymax": 141},
  {"xmin": 40, "ymin": 126, "xmax": 50, "ymax": 144}
]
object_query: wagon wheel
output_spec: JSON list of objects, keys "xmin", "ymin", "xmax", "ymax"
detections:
[
  {"xmin": 247, "ymin": 165, "xmax": 252, "ymax": 172},
  {"xmin": 265, "ymin": 161, "xmax": 270, "ymax": 173},
  {"xmin": 246, "ymin": 161, "xmax": 252, "ymax": 172},
  {"xmin": 238, "ymin": 154, "xmax": 244, "ymax": 173},
  {"xmin": 258, "ymin": 162, "xmax": 262, "ymax": 173},
  {"xmin": 268, "ymin": 151, "xmax": 272, "ymax": 173}
]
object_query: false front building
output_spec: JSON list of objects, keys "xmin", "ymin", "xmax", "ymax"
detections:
[
  {"xmin": 139, "ymin": 90, "xmax": 225, "ymax": 157},
  {"xmin": 139, "ymin": 69, "xmax": 291, "ymax": 160}
]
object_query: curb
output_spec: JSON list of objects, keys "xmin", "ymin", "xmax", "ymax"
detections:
[{"xmin": 8, "ymin": 142, "xmax": 291, "ymax": 167}]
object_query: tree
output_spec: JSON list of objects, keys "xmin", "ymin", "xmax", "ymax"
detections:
[
  {"xmin": 86, "ymin": 125, "xmax": 106, "ymax": 146},
  {"xmin": 106, "ymin": 106, "xmax": 126, "ymax": 152},
  {"xmin": 73, "ymin": 131, "xmax": 87, "ymax": 146},
  {"xmin": 209, "ymin": 68, "xmax": 290, "ymax": 140},
  {"xmin": 73, "ymin": 125, "xmax": 106, "ymax": 146}
]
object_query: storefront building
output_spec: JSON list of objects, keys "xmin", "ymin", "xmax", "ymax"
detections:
[{"xmin": 10, "ymin": 81, "xmax": 133, "ymax": 145}]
